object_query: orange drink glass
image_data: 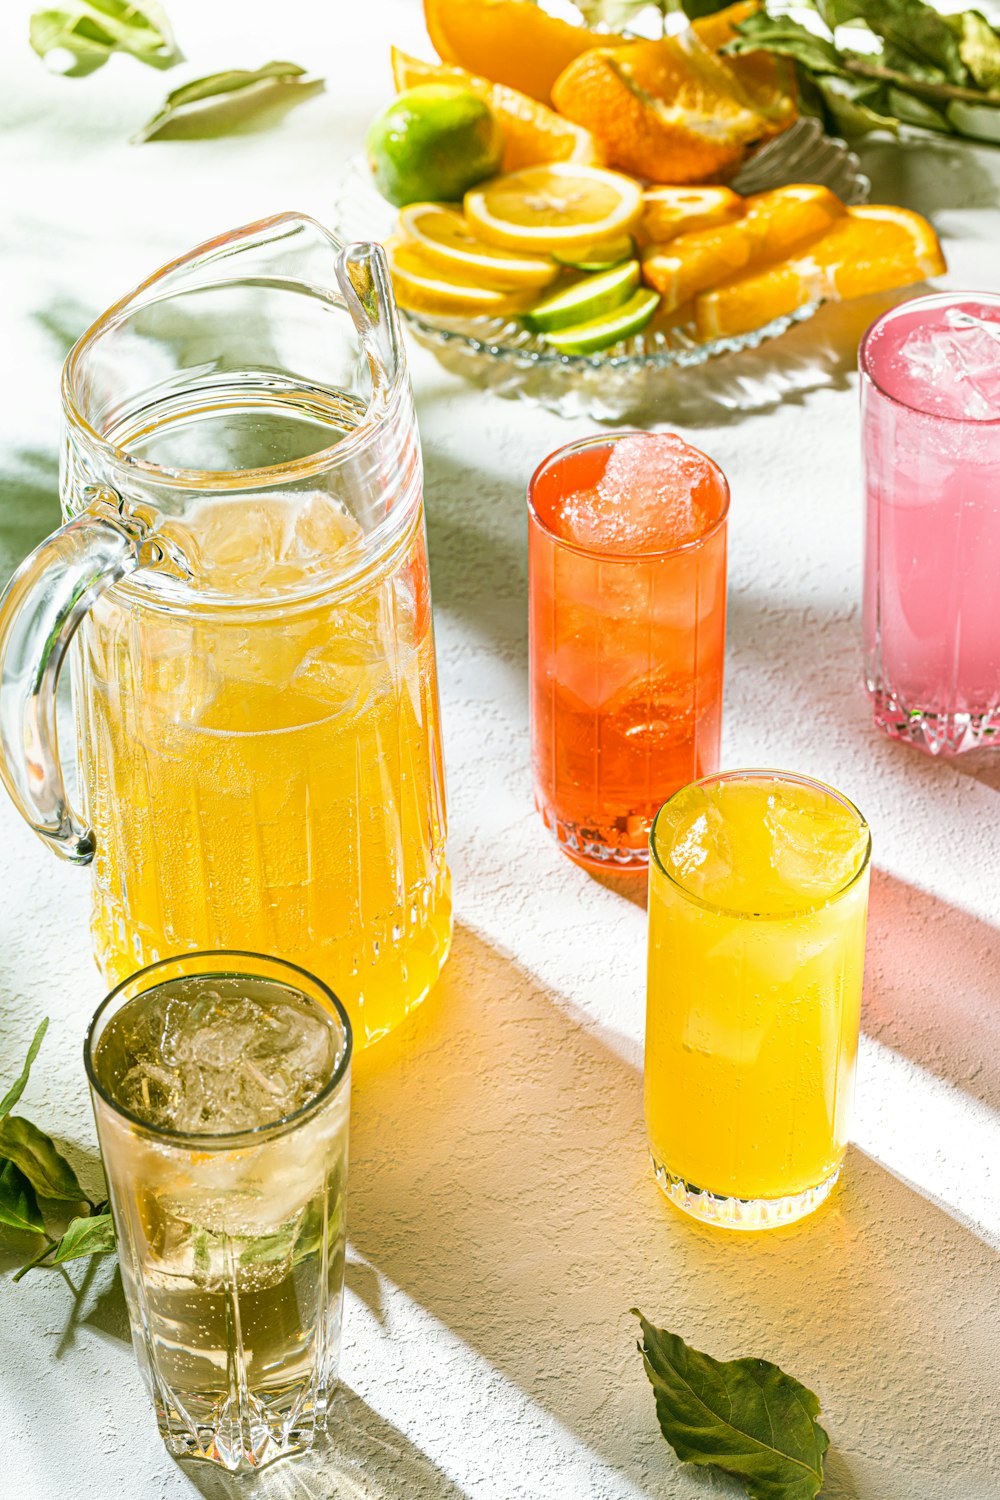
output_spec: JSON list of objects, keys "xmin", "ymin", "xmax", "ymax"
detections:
[{"xmin": 528, "ymin": 432, "xmax": 729, "ymax": 870}]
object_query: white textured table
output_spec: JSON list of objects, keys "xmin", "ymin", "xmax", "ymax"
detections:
[{"xmin": 2, "ymin": 3, "xmax": 999, "ymax": 1496}]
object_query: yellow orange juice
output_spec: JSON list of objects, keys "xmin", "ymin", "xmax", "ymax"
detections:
[
  {"xmin": 645, "ymin": 771, "xmax": 870, "ymax": 1228},
  {"xmin": 74, "ymin": 492, "xmax": 451, "ymax": 1047}
]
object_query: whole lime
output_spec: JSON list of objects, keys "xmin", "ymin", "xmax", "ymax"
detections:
[{"xmin": 366, "ymin": 86, "xmax": 504, "ymax": 208}]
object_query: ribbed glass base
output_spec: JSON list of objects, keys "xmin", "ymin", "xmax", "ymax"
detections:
[
  {"xmin": 870, "ymin": 685, "xmax": 1000, "ymax": 757},
  {"xmin": 159, "ymin": 1390, "xmax": 327, "ymax": 1473},
  {"xmin": 543, "ymin": 811, "xmax": 650, "ymax": 873},
  {"xmin": 651, "ymin": 1154, "xmax": 840, "ymax": 1231}
]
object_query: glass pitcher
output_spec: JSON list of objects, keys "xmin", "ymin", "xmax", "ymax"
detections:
[{"xmin": 0, "ymin": 213, "xmax": 451, "ymax": 1046}]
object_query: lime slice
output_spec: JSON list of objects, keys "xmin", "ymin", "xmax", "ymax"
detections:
[
  {"xmin": 541, "ymin": 287, "xmax": 660, "ymax": 354},
  {"xmin": 523, "ymin": 260, "xmax": 640, "ymax": 333},
  {"xmin": 554, "ymin": 236, "xmax": 635, "ymax": 271}
]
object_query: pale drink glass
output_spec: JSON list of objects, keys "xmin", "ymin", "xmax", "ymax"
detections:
[
  {"xmin": 861, "ymin": 292, "xmax": 1000, "ymax": 754},
  {"xmin": 85, "ymin": 951, "xmax": 352, "ymax": 1472}
]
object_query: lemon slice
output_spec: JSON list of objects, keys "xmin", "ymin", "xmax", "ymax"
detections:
[
  {"xmin": 463, "ymin": 162, "xmax": 644, "ymax": 253},
  {"xmin": 384, "ymin": 237, "xmax": 537, "ymax": 317},
  {"xmin": 555, "ymin": 234, "xmax": 635, "ymax": 270},
  {"xmin": 524, "ymin": 260, "xmax": 640, "ymax": 332},
  {"xmin": 396, "ymin": 203, "xmax": 559, "ymax": 289},
  {"xmin": 540, "ymin": 286, "xmax": 660, "ymax": 353}
]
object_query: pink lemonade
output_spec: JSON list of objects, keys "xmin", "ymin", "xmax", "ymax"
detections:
[
  {"xmin": 861, "ymin": 292, "xmax": 1000, "ymax": 754},
  {"xmin": 528, "ymin": 433, "xmax": 728, "ymax": 870}
]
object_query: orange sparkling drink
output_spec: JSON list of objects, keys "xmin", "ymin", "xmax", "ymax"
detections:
[{"xmin": 528, "ymin": 433, "xmax": 728, "ymax": 871}]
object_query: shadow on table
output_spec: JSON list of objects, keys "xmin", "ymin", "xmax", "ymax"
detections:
[
  {"xmin": 0, "ymin": 447, "xmax": 62, "ymax": 586},
  {"xmin": 177, "ymin": 1386, "xmax": 471, "ymax": 1500},
  {"xmin": 347, "ymin": 922, "xmax": 1000, "ymax": 1500},
  {"xmin": 866, "ymin": 870, "xmax": 1000, "ymax": 1114},
  {"xmin": 859, "ymin": 134, "xmax": 1000, "ymax": 216},
  {"xmin": 422, "ymin": 441, "xmax": 528, "ymax": 663}
]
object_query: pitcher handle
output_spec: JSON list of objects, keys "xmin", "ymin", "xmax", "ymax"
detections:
[{"xmin": 0, "ymin": 487, "xmax": 167, "ymax": 865}]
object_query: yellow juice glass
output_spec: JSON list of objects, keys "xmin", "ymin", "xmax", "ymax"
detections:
[{"xmin": 645, "ymin": 770, "xmax": 871, "ymax": 1230}]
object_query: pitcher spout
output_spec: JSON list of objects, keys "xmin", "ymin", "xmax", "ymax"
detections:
[{"xmin": 336, "ymin": 240, "xmax": 405, "ymax": 393}]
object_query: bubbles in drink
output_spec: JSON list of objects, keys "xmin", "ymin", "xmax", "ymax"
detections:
[
  {"xmin": 657, "ymin": 777, "xmax": 868, "ymax": 913},
  {"xmin": 96, "ymin": 976, "xmax": 342, "ymax": 1133},
  {"xmin": 551, "ymin": 434, "xmax": 726, "ymax": 555},
  {"xmin": 161, "ymin": 490, "xmax": 365, "ymax": 596},
  {"xmin": 868, "ymin": 297, "xmax": 1000, "ymax": 422}
]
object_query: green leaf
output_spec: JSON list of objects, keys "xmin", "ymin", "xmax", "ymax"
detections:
[
  {"xmin": 131, "ymin": 60, "xmax": 313, "ymax": 144},
  {"xmin": 886, "ymin": 84, "xmax": 951, "ymax": 131},
  {"xmin": 947, "ymin": 97, "xmax": 1000, "ymax": 141},
  {"xmin": 16, "ymin": 1213, "xmax": 116, "ymax": 1278},
  {"xmin": 30, "ymin": 2, "xmax": 178, "ymax": 78},
  {"xmin": 726, "ymin": 14, "xmax": 849, "ymax": 77},
  {"xmin": 0, "ymin": 1017, "xmax": 48, "ymax": 1119},
  {"xmin": 813, "ymin": 73, "xmax": 900, "ymax": 134},
  {"xmin": 956, "ymin": 11, "xmax": 1000, "ymax": 92},
  {"xmin": 820, "ymin": 0, "xmax": 967, "ymax": 85},
  {"xmin": 633, "ymin": 1311, "xmax": 829, "ymax": 1500},
  {"xmin": 0, "ymin": 1116, "xmax": 85, "ymax": 1203},
  {"xmin": 0, "ymin": 1160, "xmax": 45, "ymax": 1237}
]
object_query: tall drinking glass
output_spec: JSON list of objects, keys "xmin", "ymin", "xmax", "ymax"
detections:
[
  {"xmin": 85, "ymin": 951, "xmax": 352, "ymax": 1472},
  {"xmin": 861, "ymin": 291, "xmax": 1000, "ymax": 754},
  {"xmin": 528, "ymin": 432, "xmax": 729, "ymax": 871},
  {"xmin": 645, "ymin": 771, "xmax": 871, "ymax": 1230}
]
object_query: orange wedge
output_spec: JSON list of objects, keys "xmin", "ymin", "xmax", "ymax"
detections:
[
  {"xmin": 551, "ymin": 33, "xmax": 776, "ymax": 185},
  {"xmin": 641, "ymin": 186, "xmax": 745, "ymax": 244},
  {"xmin": 695, "ymin": 204, "xmax": 946, "ymax": 340},
  {"xmin": 643, "ymin": 184, "xmax": 844, "ymax": 311},
  {"xmin": 384, "ymin": 237, "xmax": 539, "ymax": 317},
  {"xmin": 692, "ymin": 0, "xmax": 798, "ymax": 131},
  {"xmin": 424, "ymin": 0, "xmax": 627, "ymax": 104},
  {"xmin": 391, "ymin": 48, "xmax": 601, "ymax": 169}
]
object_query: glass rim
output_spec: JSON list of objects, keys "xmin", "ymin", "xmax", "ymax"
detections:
[
  {"xmin": 649, "ymin": 769, "xmax": 872, "ymax": 921},
  {"xmin": 526, "ymin": 431, "xmax": 731, "ymax": 563},
  {"xmin": 61, "ymin": 212, "xmax": 409, "ymax": 492},
  {"xmin": 859, "ymin": 290, "xmax": 1000, "ymax": 428},
  {"xmin": 84, "ymin": 950, "xmax": 353, "ymax": 1149}
]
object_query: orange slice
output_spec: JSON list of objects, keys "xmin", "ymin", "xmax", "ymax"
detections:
[
  {"xmin": 641, "ymin": 185, "xmax": 745, "ymax": 244},
  {"xmin": 391, "ymin": 48, "xmax": 601, "ymax": 169},
  {"xmin": 384, "ymin": 237, "xmax": 539, "ymax": 317},
  {"xmin": 643, "ymin": 184, "xmax": 844, "ymax": 311},
  {"xmin": 695, "ymin": 204, "xmax": 947, "ymax": 340},
  {"xmin": 551, "ymin": 34, "xmax": 775, "ymax": 185},
  {"xmin": 424, "ymin": 0, "xmax": 627, "ymax": 104},
  {"xmin": 463, "ymin": 162, "xmax": 643, "ymax": 253},
  {"xmin": 396, "ymin": 203, "xmax": 560, "ymax": 288}
]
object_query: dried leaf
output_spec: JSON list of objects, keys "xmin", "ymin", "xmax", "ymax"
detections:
[
  {"xmin": 30, "ymin": 1, "xmax": 178, "ymax": 78},
  {"xmin": 132, "ymin": 60, "xmax": 313, "ymax": 143}
]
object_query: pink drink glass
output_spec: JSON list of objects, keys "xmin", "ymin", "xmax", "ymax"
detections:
[{"xmin": 861, "ymin": 292, "xmax": 1000, "ymax": 755}]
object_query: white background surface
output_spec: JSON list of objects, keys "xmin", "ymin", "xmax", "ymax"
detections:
[{"xmin": 1, "ymin": 3, "xmax": 999, "ymax": 1497}]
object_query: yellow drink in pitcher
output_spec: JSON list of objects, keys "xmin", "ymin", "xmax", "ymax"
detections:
[
  {"xmin": 75, "ymin": 491, "xmax": 451, "ymax": 1047},
  {"xmin": 645, "ymin": 771, "xmax": 870, "ymax": 1229}
]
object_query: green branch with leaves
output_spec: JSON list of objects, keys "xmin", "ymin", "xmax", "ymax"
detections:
[
  {"xmin": 570, "ymin": 0, "xmax": 1000, "ymax": 142},
  {"xmin": 0, "ymin": 1019, "xmax": 116, "ymax": 1281}
]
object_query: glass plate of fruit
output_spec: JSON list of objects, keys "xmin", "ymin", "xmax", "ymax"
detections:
[{"xmin": 335, "ymin": 0, "xmax": 947, "ymax": 418}]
